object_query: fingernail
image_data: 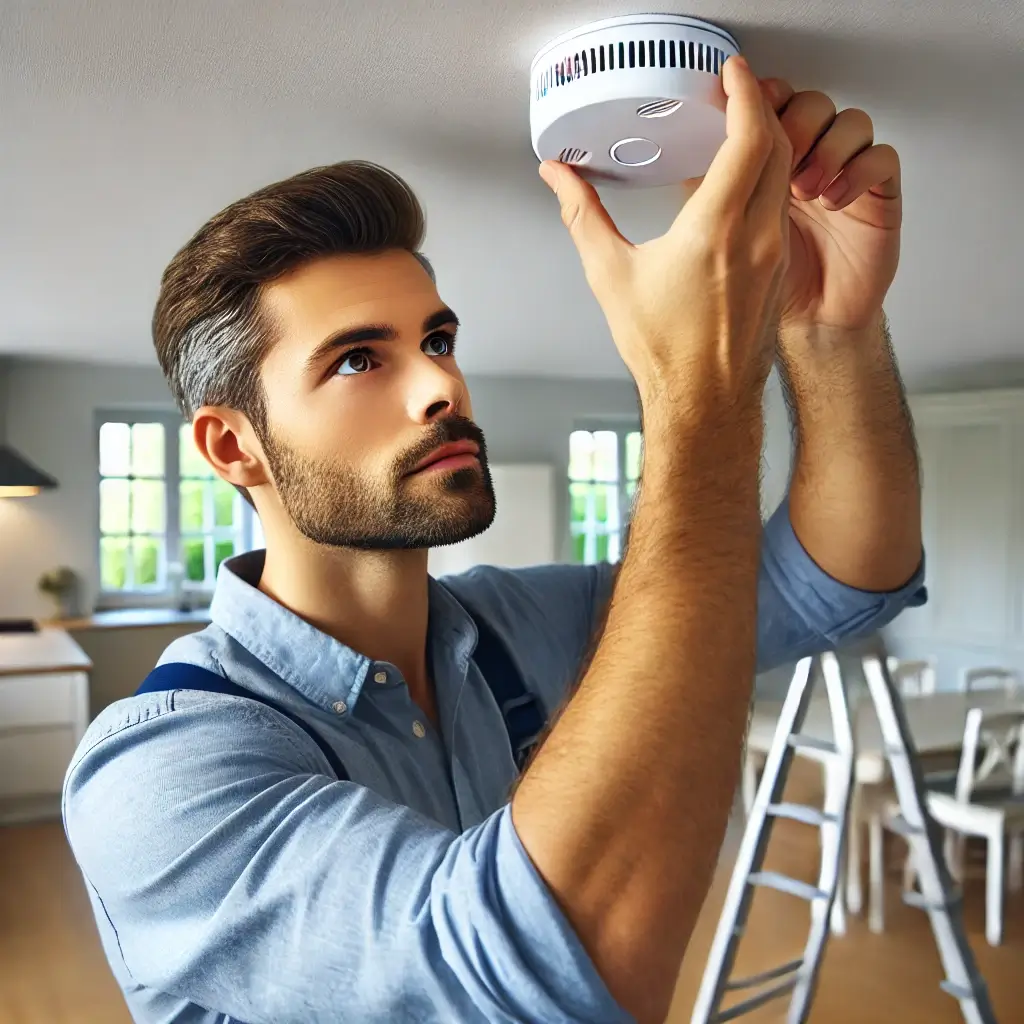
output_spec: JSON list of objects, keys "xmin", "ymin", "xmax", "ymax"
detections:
[
  {"xmin": 538, "ymin": 162, "xmax": 557, "ymax": 191},
  {"xmin": 822, "ymin": 178, "xmax": 849, "ymax": 207},
  {"xmin": 793, "ymin": 164, "xmax": 824, "ymax": 195}
]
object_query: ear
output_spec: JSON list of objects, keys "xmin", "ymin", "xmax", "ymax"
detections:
[{"xmin": 191, "ymin": 406, "xmax": 270, "ymax": 491}]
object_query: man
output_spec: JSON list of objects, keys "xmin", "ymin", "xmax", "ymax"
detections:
[{"xmin": 64, "ymin": 57, "xmax": 923, "ymax": 1024}]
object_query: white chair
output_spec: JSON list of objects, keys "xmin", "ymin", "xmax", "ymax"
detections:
[
  {"xmin": 961, "ymin": 666, "xmax": 1021, "ymax": 694},
  {"xmin": 869, "ymin": 707, "xmax": 1024, "ymax": 945},
  {"xmin": 886, "ymin": 656, "xmax": 938, "ymax": 696}
]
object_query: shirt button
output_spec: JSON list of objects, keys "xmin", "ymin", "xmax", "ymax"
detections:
[
  {"xmin": 332, "ymin": 701, "xmax": 348, "ymax": 715},
  {"xmin": 373, "ymin": 671, "xmax": 388, "ymax": 684},
  {"xmin": 412, "ymin": 720, "xmax": 426, "ymax": 738}
]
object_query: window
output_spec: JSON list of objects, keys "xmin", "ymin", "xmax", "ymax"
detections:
[
  {"xmin": 98, "ymin": 413, "xmax": 263, "ymax": 601},
  {"xmin": 568, "ymin": 426, "xmax": 643, "ymax": 565}
]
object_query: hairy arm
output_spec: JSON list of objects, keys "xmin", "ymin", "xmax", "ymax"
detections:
[{"xmin": 777, "ymin": 312, "xmax": 922, "ymax": 591}]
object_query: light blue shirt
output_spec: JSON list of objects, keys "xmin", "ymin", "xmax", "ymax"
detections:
[{"xmin": 63, "ymin": 500, "xmax": 925, "ymax": 1024}]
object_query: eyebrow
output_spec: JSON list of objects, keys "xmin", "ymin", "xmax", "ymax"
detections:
[{"xmin": 304, "ymin": 306, "xmax": 460, "ymax": 375}]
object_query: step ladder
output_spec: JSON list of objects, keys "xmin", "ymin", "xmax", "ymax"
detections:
[{"xmin": 690, "ymin": 651, "xmax": 997, "ymax": 1024}]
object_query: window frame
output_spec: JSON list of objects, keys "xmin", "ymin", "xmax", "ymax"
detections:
[
  {"xmin": 568, "ymin": 417, "xmax": 642, "ymax": 566},
  {"xmin": 94, "ymin": 410, "xmax": 258, "ymax": 609}
]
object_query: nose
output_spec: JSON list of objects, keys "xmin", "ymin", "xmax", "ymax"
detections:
[{"xmin": 406, "ymin": 353, "xmax": 465, "ymax": 425}]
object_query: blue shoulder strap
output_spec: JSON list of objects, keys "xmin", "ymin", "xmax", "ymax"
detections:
[
  {"xmin": 136, "ymin": 611, "xmax": 545, "ymax": 777},
  {"xmin": 136, "ymin": 663, "xmax": 350, "ymax": 781},
  {"xmin": 466, "ymin": 610, "xmax": 545, "ymax": 770}
]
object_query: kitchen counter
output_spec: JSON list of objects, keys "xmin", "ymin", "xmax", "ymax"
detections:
[{"xmin": 0, "ymin": 627, "xmax": 92, "ymax": 677}]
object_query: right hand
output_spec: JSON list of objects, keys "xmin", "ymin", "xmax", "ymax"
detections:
[{"xmin": 539, "ymin": 55, "xmax": 793, "ymax": 420}]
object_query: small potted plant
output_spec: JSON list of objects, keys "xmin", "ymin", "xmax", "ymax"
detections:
[{"xmin": 37, "ymin": 566, "xmax": 81, "ymax": 619}]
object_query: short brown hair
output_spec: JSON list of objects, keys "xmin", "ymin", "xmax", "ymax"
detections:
[{"xmin": 153, "ymin": 161, "xmax": 433, "ymax": 439}]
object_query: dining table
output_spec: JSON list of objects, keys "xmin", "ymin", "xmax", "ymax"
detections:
[{"xmin": 745, "ymin": 684, "xmax": 1024, "ymax": 933}]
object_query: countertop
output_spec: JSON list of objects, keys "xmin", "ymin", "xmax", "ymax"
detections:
[{"xmin": 0, "ymin": 628, "xmax": 92, "ymax": 678}]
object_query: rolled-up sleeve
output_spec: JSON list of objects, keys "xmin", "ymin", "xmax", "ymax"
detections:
[
  {"xmin": 755, "ymin": 497, "xmax": 927, "ymax": 671},
  {"xmin": 62, "ymin": 693, "xmax": 631, "ymax": 1024}
]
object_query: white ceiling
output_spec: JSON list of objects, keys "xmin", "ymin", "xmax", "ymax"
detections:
[{"xmin": 2, "ymin": 0, "xmax": 1022, "ymax": 386}]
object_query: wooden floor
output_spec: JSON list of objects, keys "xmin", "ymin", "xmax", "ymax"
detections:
[{"xmin": 1, "ymin": 771, "xmax": 1020, "ymax": 1023}]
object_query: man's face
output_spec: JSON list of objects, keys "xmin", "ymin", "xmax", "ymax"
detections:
[{"xmin": 255, "ymin": 250, "xmax": 495, "ymax": 550}]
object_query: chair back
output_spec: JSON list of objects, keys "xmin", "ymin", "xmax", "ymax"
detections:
[
  {"xmin": 954, "ymin": 707, "xmax": 1024, "ymax": 804},
  {"xmin": 961, "ymin": 666, "xmax": 1021, "ymax": 694},
  {"xmin": 886, "ymin": 656, "xmax": 938, "ymax": 697}
]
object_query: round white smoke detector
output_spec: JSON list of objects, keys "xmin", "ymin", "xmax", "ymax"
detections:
[{"xmin": 530, "ymin": 14, "xmax": 741, "ymax": 188}]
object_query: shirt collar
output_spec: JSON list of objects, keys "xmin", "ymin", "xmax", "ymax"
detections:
[{"xmin": 211, "ymin": 550, "xmax": 479, "ymax": 712}]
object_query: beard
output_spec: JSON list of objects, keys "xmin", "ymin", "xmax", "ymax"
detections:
[{"xmin": 262, "ymin": 415, "xmax": 496, "ymax": 550}]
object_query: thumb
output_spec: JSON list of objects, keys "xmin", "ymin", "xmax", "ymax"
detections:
[{"xmin": 539, "ymin": 161, "xmax": 628, "ymax": 284}]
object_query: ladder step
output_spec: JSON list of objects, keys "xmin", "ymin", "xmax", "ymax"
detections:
[
  {"xmin": 724, "ymin": 958, "xmax": 803, "ymax": 991},
  {"xmin": 787, "ymin": 734, "xmax": 838, "ymax": 756},
  {"xmin": 903, "ymin": 889, "xmax": 962, "ymax": 912},
  {"xmin": 749, "ymin": 871, "xmax": 829, "ymax": 902},
  {"xmin": 767, "ymin": 802, "xmax": 835, "ymax": 827},
  {"xmin": 939, "ymin": 980, "xmax": 976, "ymax": 1002},
  {"xmin": 711, "ymin": 976, "xmax": 799, "ymax": 1022}
]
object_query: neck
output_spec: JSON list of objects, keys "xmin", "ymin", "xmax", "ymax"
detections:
[{"xmin": 257, "ymin": 523, "xmax": 432, "ymax": 695}]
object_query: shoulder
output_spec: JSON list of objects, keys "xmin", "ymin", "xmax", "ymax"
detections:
[
  {"xmin": 65, "ymin": 624, "xmax": 325, "ymax": 820},
  {"xmin": 439, "ymin": 561, "xmax": 611, "ymax": 626}
]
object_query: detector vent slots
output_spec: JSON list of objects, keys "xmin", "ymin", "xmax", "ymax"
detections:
[{"xmin": 529, "ymin": 14, "xmax": 741, "ymax": 188}]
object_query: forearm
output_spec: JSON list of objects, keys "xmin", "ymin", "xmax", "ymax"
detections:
[
  {"xmin": 511, "ymin": 404, "xmax": 765, "ymax": 1024},
  {"xmin": 777, "ymin": 311, "xmax": 922, "ymax": 591}
]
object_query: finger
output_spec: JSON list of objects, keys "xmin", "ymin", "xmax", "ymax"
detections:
[
  {"xmin": 791, "ymin": 107, "xmax": 875, "ymax": 201},
  {"xmin": 747, "ymin": 87, "xmax": 795, "ymax": 224},
  {"xmin": 778, "ymin": 90, "xmax": 839, "ymax": 180},
  {"xmin": 817, "ymin": 143, "xmax": 902, "ymax": 211},
  {"xmin": 760, "ymin": 77, "xmax": 796, "ymax": 115},
  {"xmin": 686, "ymin": 55, "xmax": 773, "ymax": 216},
  {"xmin": 538, "ymin": 160, "xmax": 630, "ymax": 283}
]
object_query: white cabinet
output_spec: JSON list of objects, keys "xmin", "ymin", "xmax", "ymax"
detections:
[
  {"xmin": 0, "ymin": 629, "xmax": 91, "ymax": 823},
  {"xmin": 884, "ymin": 390, "xmax": 1024, "ymax": 689}
]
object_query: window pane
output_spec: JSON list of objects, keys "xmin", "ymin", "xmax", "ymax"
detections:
[
  {"xmin": 599, "ymin": 484, "xmax": 621, "ymax": 528},
  {"xmin": 569, "ymin": 482, "xmax": 593, "ymax": 524},
  {"xmin": 213, "ymin": 479, "xmax": 236, "ymax": 527},
  {"xmin": 100, "ymin": 537, "xmax": 129, "ymax": 590},
  {"xmin": 608, "ymin": 531, "xmax": 622, "ymax": 563},
  {"xmin": 572, "ymin": 532, "xmax": 586, "ymax": 563},
  {"xmin": 99, "ymin": 422, "xmax": 130, "ymax": 477},
  {"xmin": 595, "ymin": 533, "xmax": 610, "ymax": 563},
  {"xmin": 214, "ymin": 539, "xmax": 234, "ymax": 574},
  {"xmin": 593, "ymin": 431, "xmax": 618, "ymax": 482},
  {"xmin": 131, "ymin": 423, "xmax": 165, "ymax": 477},
  {"xmin": 179, "ymin": 424, "xmax": 213, "ymax": 478},
  {"xmin": 626, "ymin": 432, "xmax": 644, "ymax": 481},
  {"xmin": 568, "ymin": 430, "xmax": 595, "ymax": 481},
  {"xmin": 182, "ymin": 538, "xmax": 206, "ymax": 582},
  {"xmin": 132, "ymin": 537, "xmax": 162, "ymax": 586},
  {"xmin": 180, "ymin": 481, "xmax": 205, "ymax": 531},
  {"xmin": 99, "ymin": 479, "xmax": 130, "ymax": 534},
  {"xmin": 131, "ymin": 480, "xmax": 165, "ymax": 533}
]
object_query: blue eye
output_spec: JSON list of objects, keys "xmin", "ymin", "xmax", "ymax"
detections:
[
  {"xmin": 336, "ymin": 349, "xmax": 375, "ymax": 376},
  {"xmin": 424, "ymin": 333, "xmax": 454, "ymax": 357}
]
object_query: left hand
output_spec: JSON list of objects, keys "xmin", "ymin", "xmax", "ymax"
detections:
[{"xmin": 761, "ymin": 78, "xmax": 902, "ymax": 332}]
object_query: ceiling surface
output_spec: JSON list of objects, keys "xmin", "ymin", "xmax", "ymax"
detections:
[{"xmin": 2, "ymin": 0, "xmax": 1022, "ymax": 386}]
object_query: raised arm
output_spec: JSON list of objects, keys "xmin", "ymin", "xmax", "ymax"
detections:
[{"xmin": 510, "ymin": 55, "xmax": 792, "ymax": 1024}]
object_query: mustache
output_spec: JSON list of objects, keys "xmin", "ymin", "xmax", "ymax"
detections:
[{"xmin": 398, "ymin": 416, "xmax": 488, "ymax": 477}]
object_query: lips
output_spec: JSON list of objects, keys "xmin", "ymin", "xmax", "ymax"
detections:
[{"xmin": 409, "ymin": 440, "xmax": 481, "ymax": 474}]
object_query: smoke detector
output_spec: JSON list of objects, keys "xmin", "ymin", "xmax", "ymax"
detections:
[{"xmin": 530, "ymin": 14, "xmax": 741, "ymax": 188}]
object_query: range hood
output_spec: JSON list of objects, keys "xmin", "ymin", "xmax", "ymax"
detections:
[{"xmin": 0, "ymin": 444, "xmax": 58, "ymax": 497}]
